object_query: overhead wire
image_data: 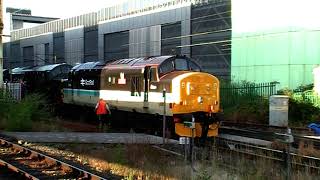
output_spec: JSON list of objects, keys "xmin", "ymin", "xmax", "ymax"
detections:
[
  {"xmin": 10, "ymin": 6, "xmax": 298, "ymax": 72},
  {"xmin": 5, "ymin": 10, "xmax": 232, "ymax": 62}
]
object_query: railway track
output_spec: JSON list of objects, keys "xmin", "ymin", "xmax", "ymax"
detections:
[
  {"xmin": 220, "ymin": 121, "xmax": 320, "ymax": 149},
  {"xmin": 221, "ymin": 121, "xmax": 311, "ymax": 135},
  {"xmin": 216, "ymin": 137, "xmax": 320, "ymax": 171},
  {"xmin": 154, "ymin": 137, "xmax": 320, "ymax": 174},
  {"xmin": 0, "ymin": 138, "xmax": 107, "ymax": 179}
]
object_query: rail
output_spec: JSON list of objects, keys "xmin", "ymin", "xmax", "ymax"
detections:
[
  {"xmin": 0, "ymin": 138, "xmax": 107, "ymax": 179},
  {"xmin": 220, "ymin": 122, "xmax": 320, "ymax": 149}
]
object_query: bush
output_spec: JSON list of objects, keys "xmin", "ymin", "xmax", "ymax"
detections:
[
  {"xmin": 1, "ymin": 93, "xmax": 51, "ymax": 131},
  {"xmin": 0, "ymin": 90, "xmax": 14, "ymax": 121},
  {"xmin": 278, "ymin": 84, "xmax": 320, "ymax": 125},
  {"xmin": 288, "ymin": 98, "xmax": 320, "ymax": 125}
]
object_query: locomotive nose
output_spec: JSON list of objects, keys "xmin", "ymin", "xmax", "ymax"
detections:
[{"xmin": 171, "ymin": 72, "xmax": 220, "ymax": 114}]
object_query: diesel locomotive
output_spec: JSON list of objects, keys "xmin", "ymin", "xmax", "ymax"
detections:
[{"xmin": 63, "ymin": 55, "xmax": 220, "ymax": 138}]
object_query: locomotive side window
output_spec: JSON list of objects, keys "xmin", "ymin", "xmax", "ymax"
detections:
[
  {"xmin": 175, "ymin": 58, "xmax": 188, "ymax": 70},
  {"xmin": 112, "ymin": 77, "xmax": 116, "ymax": 84},
  {"xmin": 150, "ymin": 67, "xmax": 159, "ymax": 82}
]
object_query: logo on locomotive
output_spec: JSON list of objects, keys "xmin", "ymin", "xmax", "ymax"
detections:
[{"xmin": 80, "ymin": 78, "xmax": 95, "ymax": 86}]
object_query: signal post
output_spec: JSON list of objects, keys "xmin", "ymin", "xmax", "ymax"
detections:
[{"xmin": 0, "ymin": 0, "xmax": 3, "ymax": 88}]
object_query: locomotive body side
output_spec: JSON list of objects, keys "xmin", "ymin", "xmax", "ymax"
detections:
[
  {"xmin": 63, "ymin": 62, "xmax": 104, "ymax": 106},
  {"xmin": 99, "ymin": 64, "xmax": 174, "ymax": 115}
]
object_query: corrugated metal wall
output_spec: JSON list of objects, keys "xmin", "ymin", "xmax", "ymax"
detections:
[
  {"xmin": 97, "ymin": 0, "xmax": 193, "ymax": 22},
  {"xmin": 84, "ymin": 25, "xmax": 98, "ymax": 62},
  {"xmin": 98, "ymin": 5, "xmax": 191, "ymax": 60},
  {"xmin": 104, "ymin": 31, "xmax": 129, "ymax": 61},
  {"xmin": 191, "ymin": 0, "xmax": 231, "ymax": 79},
  {"xmin": 5, "ymin": 0, "xmax": 232, "ymax": 79},
  {"xmin": 129, "ymin": 25, "xmax": 161, "ymax": 58},
  {"xmin": 161, "ymin": 22, "xmax": 181, "ymax": 55},
  {"xmin": 64, "ymin": 26, "xmax": 84, "ymax": 65},
  {"xmin": 231, "ymin": 0, "xmax": 319, "ymax": 89},
  {"xmin": 20, "ymin": 33, "xmax": 53, "ymax": 66},
  {"xmin": 45, "ymin": 43, "xmax": 50, "ymax": 63},
  {"xmin": 22, "ymin": 46, "xmax": 34, "ymax": 66},
  {"xmin": 3, "ymin": 43, "xmax": 10, "ymax": 69},
  {"xmin": 11, "ymin": 12, "xmax": 97, "ymax": 41},
  {"xmin": 53, "ymin": 32, "xmax": 65, "ymax": 63},
  {"xmin": 10, "ymin": 41, "xmax": 21, "ymax": 68}
]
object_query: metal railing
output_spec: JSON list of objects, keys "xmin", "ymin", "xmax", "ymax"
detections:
[
  {"xmin": 2, "ymin": 83, "xmax": 22, "ymax": 101},
  {"xmin": 220, "ymin": 81, "xmax": 278, "ymax": 108}
]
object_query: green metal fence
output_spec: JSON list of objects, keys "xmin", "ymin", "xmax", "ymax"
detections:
[
  {"xmin": 220, "ymin": 82, "xmax": 278, "ymax": 108},
  {"xmin": 293, "ymin": 90, "xmax": 320, "ymax": 108}
]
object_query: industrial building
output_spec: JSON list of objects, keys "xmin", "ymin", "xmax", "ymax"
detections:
[
  {"xmin": 3, "ymin": 0, "xmax": 231, "ymax": 79},
  {"xmin": 3, "ymin": 0, "xmax": 319, "ymax": 89}
]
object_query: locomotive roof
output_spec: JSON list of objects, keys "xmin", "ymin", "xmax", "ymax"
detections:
[
  {"xmin": 33, "ymin": 63, "xmax": 71, "ymax": 72},
  {"xmin": 70, "ymin": 55, "xmax": 199, "ymax": 71},
  {"xmin": 72, "ymin": 61, "xmax": 105, "ymax": 71},
  {"xmin": 11, "ymin": 66, "xmax": 33, "ymax": 74},
  {"xmin": 12, "ymin": 64, "xmax": 71, "ymax": 75},
  {"xmin": 105, "ymin": 55, "xmax": 174, "ymax": 69}
]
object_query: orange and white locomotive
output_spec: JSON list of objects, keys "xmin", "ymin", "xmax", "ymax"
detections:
[{"xmin": 63, "ymin": 55, "xmax": 220, "ymax": 138}]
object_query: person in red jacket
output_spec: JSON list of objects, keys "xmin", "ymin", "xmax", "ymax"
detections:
[{"xmin": 95, "ymin": 98, "xmax": 111, "ymax": 132}]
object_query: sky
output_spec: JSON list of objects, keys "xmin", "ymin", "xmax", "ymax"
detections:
[{"xmin": 4, "ymin": 0, "xmax": 127, "ymax": 18}]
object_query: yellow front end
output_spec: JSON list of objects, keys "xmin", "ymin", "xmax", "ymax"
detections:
[
  {"xmin": 171, "ymin": 72, "xmax": 219, "ymax": 114},
  {"xmin": 171, "ymin": 72, "xmax": 220, "ymax": 137}
]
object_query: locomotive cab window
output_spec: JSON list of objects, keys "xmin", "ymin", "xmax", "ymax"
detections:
[
  {"xmin": 189, "ymin": 61, "xmax": 201, "ymax": 72},
  {"xmin": 159, "ymin": 60, "xmax": 174, "ymax": 74},
  {"xmin": 174, "ymin": 58, "xmax": 188, "ymax": 70}
]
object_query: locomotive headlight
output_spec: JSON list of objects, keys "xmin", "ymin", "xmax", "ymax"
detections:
[{"xmin": 197, "ymin": 96, "xmax": 203, "ymax": 104}]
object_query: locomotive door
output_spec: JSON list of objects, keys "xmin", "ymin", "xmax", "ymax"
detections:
[
  {"xmin": 71, "ymin": 71, "xmax": 75, "ymax": 102},
  {"xmin": 143, "ymin": 66, "xmax": 158, "ymax": 108},
  {"xmin": 143, "ymin": 66, "xmax": 150, "ymax": 108}
]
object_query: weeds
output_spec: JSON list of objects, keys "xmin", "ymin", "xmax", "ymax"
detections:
[
  {"xmin": 278, "ymin": 85, "xmax": 320, "ymax": 125},
  {"xmin": 221, "ymin": 81, "xmax": 320, "ymax": 125},
  {"xmin": 0, "ymin": 92, "xmax": 52, "ymax": 131},
  {"xmin": 221, "ymin": 81, "xmax": 270, "ymax": 123}
]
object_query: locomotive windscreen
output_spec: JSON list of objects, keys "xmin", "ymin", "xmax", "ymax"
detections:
[{"xmin": 159, "ymin": 57, "xmax": 201, "ymax": 75}]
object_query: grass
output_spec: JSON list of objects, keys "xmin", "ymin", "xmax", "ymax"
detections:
[
  {"xmin": 29, "ymin": 141, "xmax": 320, "ymax": 180},
  {"xmin": 297, "ymin": 140, "xmax": 320, "ymax": 158}
]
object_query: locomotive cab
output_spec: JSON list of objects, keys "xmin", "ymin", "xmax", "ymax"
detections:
[{"xmin": 155, "ymin": 56, "xmax": 220, "ymax": 138}]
